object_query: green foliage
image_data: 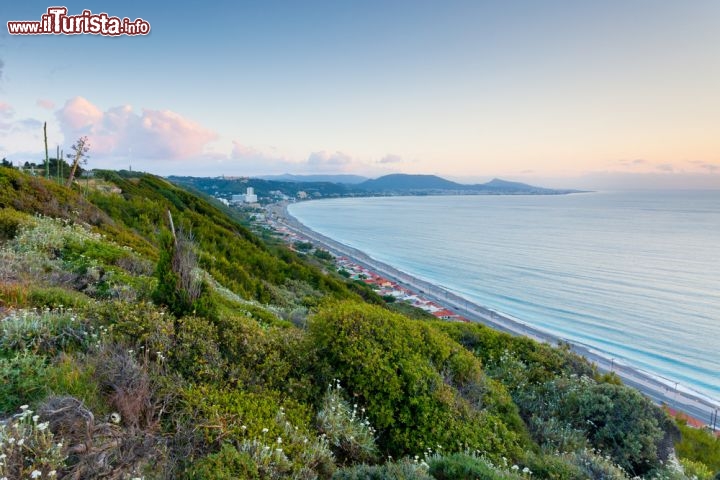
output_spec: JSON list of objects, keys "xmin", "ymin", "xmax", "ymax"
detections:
[
  {"xmin": 176, "ymin": 385, "xmax": 335, "ymax": 478},
  {"xmin": 387, "ymin": 301, "xmax": 438, "ymax": 320},
  {"xmin": 45, "ymin": 353, "xmax": 106, "ymax": 415},
  {"xmin": 310, "ymin": 301, "xmax": 526, "ymax": 458},
  {"xmin": 172, "ymin": 316, "xmax": 225, "ymax": 383},
  {"xmin": 560, "ymin": 449, "xmax": 629, "ymax": 480},
  {"xmin": 314, "ymin": 248, "xmax": 334, "ymax": 261},
  {"xmin": 332, "ymin": 459, "xmax": 434, "ymax": 480},
  {"xmin": 294, "ymin": 240, "xmax": 313, "ymax": 251},
  {"xmin": 513, "ymin": 374, "xmax": 664, "ymax": 476},
  {"xmin": 0, "ymin": 351, "xmax": 48, "ymax": 414},
  {"xmin": 675, "ymin": 417, "xmax": 720, "ymax": 472},
  {"xmin": 0, "ymin": 207, "xmax": 32, "ymax": 241},
  {"xmin": 91, "ymin": 300, "xmax": 175, "ymax": 356},
  {"xmin": 519, "ymin": 451, "xmax": 588, "ymax": 480},
  {"xmin": 216, "ymin": 313, "xmax": 318, "ymax": 401},
  {"xmin": 90, "ymin": 171, "xmax": 353, "ymax": 304},
  {"xmin": 317, "ymin": 380, "xmax": 378, "ymax": 465},
  {"xmin": 434, "ymin": 321, "xmax": 595, "ymax": 384},
  {"xmin": 185, "ymin": 443, "xmax": 260, "ymax": 479},
  {"xmin": 0, "ymin": 308, "xmax": 104, "ymax": 356},
  {"xmin": 152, "ymin": 230, "xmax": 194, "ymax": 317},
  {"xmin": 0, "ymin": 405, "xmax": 67, "ymax": 479},
  {"xmin": 26, "ymin": 286, "xmax": 92, "ymax": 309},
  {"xmin": 679, "ymin": 458, "xmax": 714, "ymax": 480},
  {"xmin": 428, "ymin": 452, "xmax": 524, "ymax": 480}
]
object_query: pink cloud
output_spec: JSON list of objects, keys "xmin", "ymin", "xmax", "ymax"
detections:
[
  {"xmin": 36, "ymin": 99, "xmax": 56, "ymax": 110},
  {"xmin": 56, "ymin": 96, "xmax": 217, "ymax": 160},
  {"xmin": 307, "ymin": 150, "xmax": 352, "ymax": 167}
]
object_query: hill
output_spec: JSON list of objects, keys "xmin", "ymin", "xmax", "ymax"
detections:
[
  {"xmin": 0, "ymin": 164, "xmax": 709, "ymax": 480},
  {"xmin": 359, "ymin": 174, "xmax": 581, "ymax": 194}
]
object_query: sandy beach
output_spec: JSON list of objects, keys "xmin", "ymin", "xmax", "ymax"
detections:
[{"xmin": 269, "ymin": 201, "xmax": 720, "ymax": 430}]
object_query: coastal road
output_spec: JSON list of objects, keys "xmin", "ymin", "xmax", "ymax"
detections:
[{"xmin": 271, "ymin": 202, "xmax": 720, "ymax": 430}]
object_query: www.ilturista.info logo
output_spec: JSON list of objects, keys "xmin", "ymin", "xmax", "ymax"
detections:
[{"xmin": 7, "ymin": 7, "xmax": 150, "ymax": 36}]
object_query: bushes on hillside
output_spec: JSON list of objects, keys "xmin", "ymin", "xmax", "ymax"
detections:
[{"xmin": 309, "ymin": 301, "xmax": 527, "ymax": 459}]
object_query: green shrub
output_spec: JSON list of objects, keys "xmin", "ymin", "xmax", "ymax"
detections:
[
  {"xmin": 0, "ymin": 308, "xmax": 102, "ymax": 356},
  {"xmin": 45, "ymin": 353, "xmax": 106, "ymax": 415},
  {"xmin": 216, "ymin": 313, "xmax": 317, "ymax": 401},
  {"xmin": 428, "ymin": 452, "xmax": 523, "ymax": 480},
  {"xmin": 178, "ymin": 385, "xmax": 334, "ymax": 478},
  {"xmin": 0, "ymin": 405, "xmax": 67, "ymax": 479},
  {"xmin": 560, "ymin": 449, "xmax": 629, "ymax": 480},
  {"xmin": 332, "ymin": 459, "xmax": 434, "ymax": 480},
  {"xmin": 675, "ymin": 417, "xmax": 720, "ymax": 472},
  {"xmin": 91, "ymin": 300, "xmax": 175, "ymax": 362},
  {"xmin": 0, "ymin": 351, "xmax": 48, "ymax": 414},
  {"xmin": 317, "ymin": 380, "xmax": 378, "ymax": 465},
  {"xmin": 520, "ymin": 451, "xmax": 588, "ymax": 480},
  {"xmin": 26, "ymin": 286, "xmax": 91, "ymax": 309},
  {"xmin": 310, "ymin": 301, "xmax": 526, "ymax": 459},
  {"xmin": 185, "ymin": 443, "xmax": 260, "ymax": 479},
  {"xmin": 173, "ymin": 315, "xmax": 225, "ymax": 383},
  {"xmin": 0, "ymin": 207, "xmax": 32, "ymax": 241},
  {"xmin": 680, "ymin": 458, "xmax": 714, "ymax": 480}
]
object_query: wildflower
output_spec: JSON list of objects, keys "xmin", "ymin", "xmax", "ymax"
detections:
[
  {"xmin": 17, "ymin": 438, "xmax": 24, "ymax": 446},
  {"xmin": 262, "ymin": 428, "xmax": 269, "ymax": 433},
  {"xmin": 20, "ymin": 405, "xmax": 29, "ymax": 411},
  {"xmin": 277, "ymin": 437, "xmax": 282, "ymax": 444},
  {"xmin": 110, "ymin": 412, "xmax": 121, "ymax": 424},
  {"xmin": 48, "ymin": 472, "xmax": 57, "ymax": 477},
  {"xmin": 32, "ymin": 415, "xmax": 40, "ymax": 423},
  {"xmin": 37, "ymin": 422, "xmax": 49, "ymax": 431},
  {"xmin": 523, "ymin": 466, "xmax": 532, "ymax": 474},
  {"xmin": 31, "ymin": 470, "xmax": 42, "ymax": 478},
  {"xmin": 512, "ymin": 465, "xmax": 519, "ymax": 470}
]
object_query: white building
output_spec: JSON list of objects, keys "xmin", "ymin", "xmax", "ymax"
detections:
[{"xmin": 245, "ymin": 187, "xmax": 258, "ymax": 203}]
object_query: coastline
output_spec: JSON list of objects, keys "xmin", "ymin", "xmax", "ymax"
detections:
[{"xmin": 268, "ymin": 200, "xmax": 720, "ymax": 430}]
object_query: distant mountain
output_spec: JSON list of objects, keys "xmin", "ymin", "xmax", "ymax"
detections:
[
  {"xmin": 359, "ymin": 174, "xmax": 580, "ymax": 195},
  {"xmin": 359, "ymin": 174, "xmax": 463, "ymax": 191},
  {"xmin": 259, "ymin": 174, "xmax": 369, "ymax": 184}
]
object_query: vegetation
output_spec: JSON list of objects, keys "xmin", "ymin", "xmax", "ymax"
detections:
[{"xmin": 0, "ymin": 167, "xmax": 711, "ymax": 479}]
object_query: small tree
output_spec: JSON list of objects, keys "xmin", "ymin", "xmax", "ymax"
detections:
[
  {"xmin": 0, "ymin": 158, "xmax": 13, "ymax": 169},
  {"xmin": 152, "ymin": 211, "xmax": 215, "ymax": 320},
  {"xmin": 66, "ymin": 136, "xmax": 90, "ymax": 187}
]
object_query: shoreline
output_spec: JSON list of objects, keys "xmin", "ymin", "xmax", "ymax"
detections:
[{"xmin": 267, "ymin": 200, "xmax": 720, "ymax": 430}]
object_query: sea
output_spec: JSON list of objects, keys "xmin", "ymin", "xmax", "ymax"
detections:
[{"xmin": 288, "ymin": 191, "xmax": 720, "ymax": 402}]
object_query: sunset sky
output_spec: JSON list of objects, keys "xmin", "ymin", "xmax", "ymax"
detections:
[{"xmin": 1, "ymin": 1, "xmax": 719, "ymax": 188}]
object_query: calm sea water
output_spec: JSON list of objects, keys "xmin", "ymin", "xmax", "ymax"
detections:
[{"xmin": 289, "ymin": 191, "xmax": 720, "ymax": 401}]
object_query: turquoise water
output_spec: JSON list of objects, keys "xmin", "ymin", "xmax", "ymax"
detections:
[{"xmin": 288, "ymin": 191, "xmax": 720, "ymax": 401}]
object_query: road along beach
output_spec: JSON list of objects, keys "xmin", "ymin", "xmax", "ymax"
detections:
[{"xmin": 268, "ymin": 201, "xmax": 720, "ymax": 430}]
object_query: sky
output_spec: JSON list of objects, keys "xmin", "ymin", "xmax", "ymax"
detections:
[{"xmin": 1, "ymin": 1, "xmax": 719, "ymax": 189}]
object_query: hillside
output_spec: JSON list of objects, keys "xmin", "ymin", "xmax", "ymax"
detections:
[{"xmin": 0, "ymin": 165, "xmax": 715, "ymax": 480}]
